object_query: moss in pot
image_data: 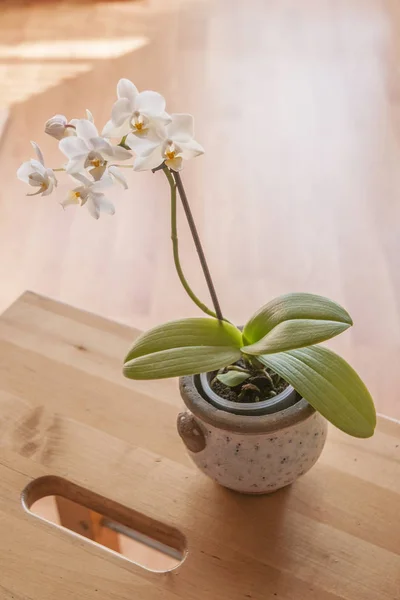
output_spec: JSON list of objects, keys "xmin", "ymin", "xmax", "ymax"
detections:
[
  {"xmin": 17, "ymin": 77, "xmax": 377, "ymax": 495},
  {"xmin": 211, "ymin": 359, "xmax": 291, "ymax": 404}
]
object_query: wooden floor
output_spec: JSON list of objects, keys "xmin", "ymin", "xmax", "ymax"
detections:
[{"xmin": 1, "ymin": 0, "xmax": 400, "ymax": 418}]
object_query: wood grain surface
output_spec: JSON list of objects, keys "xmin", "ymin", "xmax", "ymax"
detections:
[
  {"xmin": 1, "ymin": 0, "xmax": 400, "ymax": 420},
  {"xmin": 0, "ymin": 292, "xmax": 399, "ymax": 600}
]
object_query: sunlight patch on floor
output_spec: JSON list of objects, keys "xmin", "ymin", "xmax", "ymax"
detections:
[
  {"xmin": 0, "ymin": 63, "xmax": 92, "ymax": 108},
  {"xmin": 0, "ymin": 36, "xmax": 149, "ymax": 109},
  {"xmin": 0, "ymin": 37, "xmax": 148, "ymax": 60}
]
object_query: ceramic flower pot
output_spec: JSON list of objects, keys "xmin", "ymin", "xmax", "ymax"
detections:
[{"xmin": 178, "ymin": 372, "xmax": 327, "ymax": 494}]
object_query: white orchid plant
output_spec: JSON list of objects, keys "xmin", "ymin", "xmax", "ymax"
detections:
[{"xmin": 17, "ymin": 79, "xmax": 376, "ymax": 438}]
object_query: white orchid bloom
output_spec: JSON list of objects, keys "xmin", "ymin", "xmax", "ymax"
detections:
[
  {"xmin": 102, "ymin": 79, "xmax": 170, "ymax": 142},
  {"xmin": 59, "ymin": 118, "xmax": 132, "ymax": 176},
  {"xmin": 131, "ymin": 114, "xmax": 204, "ymax": 172},
  {"xmin": 45, "ymin": 115, "xmax": 71, "ymax": 140},
  {"xmin": 17, "ymin": 142, "xmax": 57, "ymax": 196},
  {"xmin": 86, "ymin": 161, "xmax": 129, "ymax": 190},
  {"xmin": 108, "ymin": 165, "xmax": 129, "ymax": 190},
  {"xmin": 45, "ymin": 109, "xmax": 94, "ymax": 140},
  {"xmin": 61, "ymin": 173, "xmax": 115, "ymax": 219}
]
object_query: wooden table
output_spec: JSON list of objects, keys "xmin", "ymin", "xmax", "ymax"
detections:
[{"xmin": 0, "ymin": 292, "xmax": 399, "ymax": 600}]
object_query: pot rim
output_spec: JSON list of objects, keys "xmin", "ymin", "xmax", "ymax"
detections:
[
  {"xmin": 179, "ymin": 374, "xmax": 315, "ymax": 434},
  {"xmin": 199, "ymin": 371, "xmax": 299, "ymax": 416}
]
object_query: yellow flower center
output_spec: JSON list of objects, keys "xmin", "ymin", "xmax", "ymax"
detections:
[
  {"xmin": 166, "ymin": 150, "xmax": 176, "ymax": 160},
  {"xmin": 74, "ymin": 191, "xmax": 81, "ymax": 199},
  {"xmin": 90, "ymin": 159, "xmax": 101, "ymax": 168},
  {"xmin": 131, "ymin": 111, "xmax": 147, "ymax": 134}
]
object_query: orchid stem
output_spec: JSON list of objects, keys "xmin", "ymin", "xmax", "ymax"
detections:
[
  {"xmin": 161, "ymin": 168, "xmax": 218, "ymax": 319},
  {"xmin": 172, "ymin": 170, "xmax": 224, "ymax": 321},
  {"xmin": 118, "ymin": 134, "xmax": 130, "ymax": 150}
]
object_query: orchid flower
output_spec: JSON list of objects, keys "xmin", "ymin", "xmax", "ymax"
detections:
[
  {"xmin": 89, "ymin": 163, "xmax": 128, "ymax": 190},
  {"xmin": 45, "ymin": 115, "xmax": 73, "ymax": 140},
  {"xmin": 17, "ymin": 142, "xmax": 57, "ymax": 196},
  {"xmin": 130, "ymin": 113, "xmax": 204, "ymax": 172},
  {"xmin": 45, "ymin": 109, "xmax": 95, "ymax": 140},
  {"xmin": 102, "ymin": 79, "xmax": 170, "ymax": 143},
  {"xmin": 61, "ymin": 173, "xmax": 115, "ymax": 219},
  {"xmin": 107, "ymin": 165, "xmax": 128, "ymax": 189},
  {"xmin": 59, "ymin": 118, "xmax": 132, "ymax": 177}
]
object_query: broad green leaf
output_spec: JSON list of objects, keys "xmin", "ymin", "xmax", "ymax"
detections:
[
  {"xmin": 124, "ymin": 346, "xmax": 241, "ymax": 380},
  {"xmin": 243, "ymin": 293, "xmax": 353, "ymax": 345},
  {"xmin": 217, "ymin": 371, "xmax": 251, "ymax": 387},
  {"xmin": 123, "ymin": 318, "xmax": 242, "ymax": 380},
  {"xmin": 125, "ymin": 318, "xmax": 243, "ymax": 364},
  {"xmin": 259, "ymin": 346, "xmax": 376, "ymax": 438},
  {"xmin": 242, "ymin": 319, "xmax": 350, "ymax": 355}
]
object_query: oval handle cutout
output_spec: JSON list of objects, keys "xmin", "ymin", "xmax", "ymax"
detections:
[{"xmin": 22, "ymin": 476, "xmax": 186, "ymax": 573}]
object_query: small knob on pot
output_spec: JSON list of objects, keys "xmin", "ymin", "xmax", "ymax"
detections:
[{"xmin": 177, "ymin": 412, "xmax": 206, "ymax": 453}]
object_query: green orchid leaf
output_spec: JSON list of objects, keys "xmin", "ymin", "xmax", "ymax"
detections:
[
  {"xmin": 217, "ymin": 371, "xmax": 251, "ymax": 387},
  {"xmin": 259, "ymin": 346, "xmax": 376, "ymax": 438},
  {"xmin": 125, "ymin": 318, "xmax": 242, "ymax": 363},
  {"xmin": 124, "ymin": 346, "xmax": 241, "ymax": 380},
  {"xmin": 123, "ymin": 318, "xmax": 242, "ymax": 380},
  {"xmin": 243, "ymin": 293, "xmax": 353, "ymax": 347},
  {"xmin": 242, "ymin": 318, "xmax": 351, "ymax": 355}
]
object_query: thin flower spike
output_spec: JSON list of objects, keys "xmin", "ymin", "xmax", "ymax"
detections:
[
  {"xmin": 102, "ymin": 78, "xmax": 170, "ymax": 141},
  {"xmin": 132, "ymin": 113, "xmax": 204, "ymax": 172},
  {"xmin": 61, "ymin": 173, "xmax": 115, "ymax": 219},
  {"xmin": 59, "ymin": 119, "xmax": 132, "ymax": 176},
  {"xmin": 17, "ymin": 142, "xmax": 57, "ymax": 196}
]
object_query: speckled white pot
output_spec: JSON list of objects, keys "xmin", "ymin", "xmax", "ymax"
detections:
[{"xmin": 178, "ymin": 375, "xmax": 328, "ymax": 494}]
